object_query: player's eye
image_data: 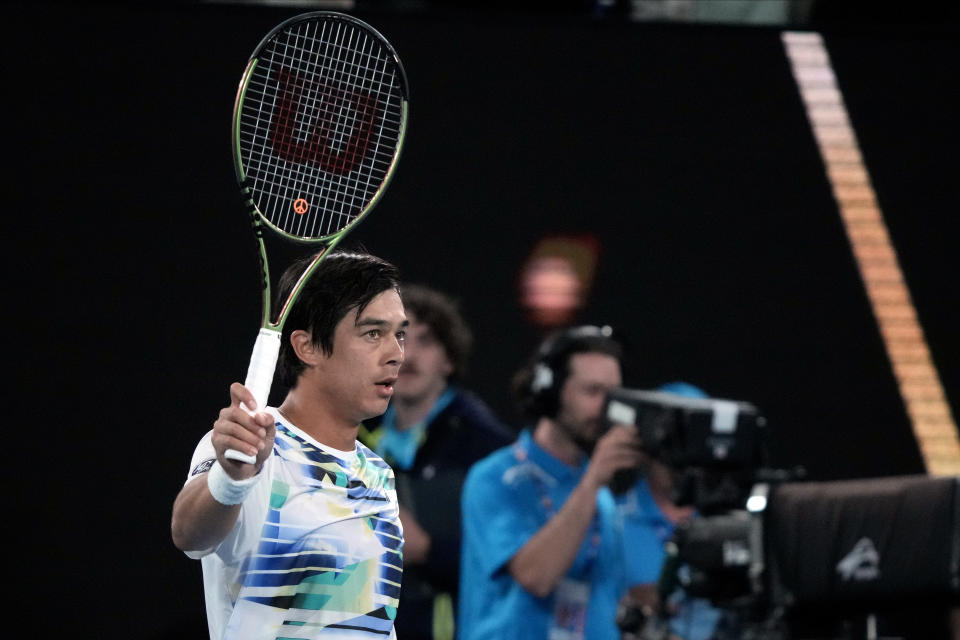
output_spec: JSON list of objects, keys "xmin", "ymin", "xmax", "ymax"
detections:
[
  {"xmin": 396, "ymin": 330, "xmax": 407, "ymax": 343},
  {"xmin": 366, "ymin": 329, "xmax": 381, "ymax": 339}
]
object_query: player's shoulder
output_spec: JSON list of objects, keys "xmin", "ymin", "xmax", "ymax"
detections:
[{"xmin": 356, "ymin": 438, "xmax": 392, "ymax": 468}]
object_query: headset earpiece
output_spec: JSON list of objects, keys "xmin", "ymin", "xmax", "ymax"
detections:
[{"xmin": 527, "ymin": 325, "xmax": 616, "ymax": 419}]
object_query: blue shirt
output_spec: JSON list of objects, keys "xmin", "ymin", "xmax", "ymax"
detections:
[
  {"xmin": 616, "ymin": 479, "xmax": 721, "ymax": 640},
  {"xmin": 458, "ymin": 430, "xmax": 626, "ymax": 640},
  {"xmin": 616, "ymin": 479, "xmax": 674, "ymax": 585}
]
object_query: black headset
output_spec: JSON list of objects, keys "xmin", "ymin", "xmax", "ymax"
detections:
[{"xmin": 525, "ymin": 325, "xmax": 619, "ymax": 419}]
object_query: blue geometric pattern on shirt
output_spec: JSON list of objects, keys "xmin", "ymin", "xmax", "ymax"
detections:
[
  {"xmin": 322, "ymin": 610, "xmax": 397, "ymax": 635},
  {"xmin": 278, "ymin": 608, "xmax": 397, "ymax": 636},
  {"xmin": 237, "ymin": 423, "xmax": 403, "ymax": 615},
  {"xmin": 367, "ymin": 517, "xmax": 403, "ymax": 600},
  {"xmin": 242, "ymin": 513, "xmax": 402, "ymax": 594},
  {"xmin": 273, "ymin": 424, "xmax": 396, "ymax": 501},
  {"xmin": 243, "ymin": 541, "xmax": 400, "ymax": 604}
]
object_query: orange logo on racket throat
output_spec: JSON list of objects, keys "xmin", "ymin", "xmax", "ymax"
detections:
[{"xmin": 293, "ymin": 198, "xmax": 309, "ymax": 214}]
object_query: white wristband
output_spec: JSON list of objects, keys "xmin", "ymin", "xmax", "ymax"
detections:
[{"xmin": 207, "ymin": 460, "xmax": 262, "ymax": 506}]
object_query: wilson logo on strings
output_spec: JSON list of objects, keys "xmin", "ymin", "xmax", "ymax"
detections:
[{"xmin": 269, "ymin": 68, "xmax": 380, "ymax": 176}]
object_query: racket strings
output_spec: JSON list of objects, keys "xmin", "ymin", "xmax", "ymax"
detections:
[
  {"xmin": 311, "ymin": 22, "xmax": 374, "ymax": 238},
  {"xmin": 238, "ymin": 16, "xmax": 404, "ymax": 239},
  {"xmin": 277, "ymin": 19, "xmax": 354, "ymax": 238},
  {"xmin": 257, "ymin": 22, "xmax": 389, "ymax": 231}
]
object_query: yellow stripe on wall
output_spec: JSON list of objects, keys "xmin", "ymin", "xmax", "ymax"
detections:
[{"xmin": 782, "ymin": 31, "xmax": 960, "ymax": 476}]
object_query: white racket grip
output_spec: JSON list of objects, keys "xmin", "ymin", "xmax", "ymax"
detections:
[{"xmin": 224, "ymin": 328, "xmax": 282, "ymax": 465}]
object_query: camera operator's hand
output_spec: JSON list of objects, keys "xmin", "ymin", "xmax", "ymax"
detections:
[{"xmin": 584, "ymin": 424, "xmax": 643, "ymax": 491}]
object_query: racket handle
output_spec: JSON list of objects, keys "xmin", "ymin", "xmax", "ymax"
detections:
[{"xmin": 225, "ymin": 328, "xmax": 282, "ymax": 465}]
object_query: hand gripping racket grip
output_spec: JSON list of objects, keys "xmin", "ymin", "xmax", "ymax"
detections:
[{"xmin": 225, "ymin": 327, "xmax": 282, "ymax": 464}]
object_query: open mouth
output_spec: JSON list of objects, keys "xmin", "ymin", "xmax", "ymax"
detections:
[{"xmin": 376, "ymin": 377, "xmax": 399, "ymax": 393}]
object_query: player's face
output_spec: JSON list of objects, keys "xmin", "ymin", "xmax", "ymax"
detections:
[
  {"xmin": 316, "ymin": 288, "xmax": 407, "ymax": 424},
  {"xmin": 554, "ymin": 352, "xmax": 622, "ymax": 446},
  {"xmin": 394, "ymin": 316, "xmax": 453, "ymax": 404}
]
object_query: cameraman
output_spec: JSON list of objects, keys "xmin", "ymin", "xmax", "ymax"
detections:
[
  {"xmin": 458, "ymin": 326, "xmax": 643, "ymax": 640},
  {"xmin": 615, "ymin": 382, "xmax": 722, "ymax": 640}
]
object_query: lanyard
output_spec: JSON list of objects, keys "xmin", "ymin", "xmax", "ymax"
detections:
[{"xmin": 513, "ymin": 433, "xmax": 604, "ymax": 575}]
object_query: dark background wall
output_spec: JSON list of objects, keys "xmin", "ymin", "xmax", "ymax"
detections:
[{"xmin": 7, "ymin": 2, "xmax": 958, "ymax": 637}]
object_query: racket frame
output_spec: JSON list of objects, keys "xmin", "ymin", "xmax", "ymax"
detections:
[{"xmin": 224, "ymin": 11, "xmax": 409, "ymax": 463}]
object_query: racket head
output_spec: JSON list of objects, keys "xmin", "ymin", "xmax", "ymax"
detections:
[{"xmin": 232, "ymin": 11, "xmax": 409, "ymax": 243}]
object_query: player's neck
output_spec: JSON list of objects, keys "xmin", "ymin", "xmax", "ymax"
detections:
[{"xmin": 279, "ymin": 391, "xmax": 358, "ymax": 451}]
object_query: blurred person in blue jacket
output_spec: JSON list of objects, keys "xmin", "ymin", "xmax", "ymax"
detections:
[{"xmin": 616, "ymin": 381, "xmax": 722, "ymax": 640}]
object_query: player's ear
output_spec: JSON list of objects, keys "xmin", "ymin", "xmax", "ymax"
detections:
[{"xmin": 290, "ymin": 329, "xmax": 322, "ymax": 365}]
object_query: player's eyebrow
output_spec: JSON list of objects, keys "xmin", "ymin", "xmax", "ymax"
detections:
[{"xmin": 355, "ymin": 316, "xmax": 409, "ymax": 329}]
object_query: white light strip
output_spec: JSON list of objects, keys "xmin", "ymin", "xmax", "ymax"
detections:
[{"xmin": 782, "ymin": 31, "xmax": 960, "ymax": 476}]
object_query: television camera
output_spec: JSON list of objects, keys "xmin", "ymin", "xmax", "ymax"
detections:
[{"xmin": 601, "ymin": 387, "xmax": 960, "ymax": 640}]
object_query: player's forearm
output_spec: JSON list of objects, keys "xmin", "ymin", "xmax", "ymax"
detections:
[
  {"xmin": 170, "ymin": 474, "xmax": 241, "ymax": 552},
  {"xmin": 507, "ymin": 477, "xmax": 601, "ymax": 598}
]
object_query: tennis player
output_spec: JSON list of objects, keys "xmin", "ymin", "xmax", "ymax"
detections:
[{"xmin": 171, "ymin": 250, "xmax": 408, "ymax": 640}]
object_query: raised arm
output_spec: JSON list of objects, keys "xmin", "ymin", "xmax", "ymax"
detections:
[{"xmin": 171, "ymin": 382, "xmax": 276, "ymax": 552}]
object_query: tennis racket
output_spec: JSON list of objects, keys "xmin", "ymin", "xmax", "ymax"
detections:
[{"xmin": 226, "ymin": 11, "xmax": 409, "ymax": 463}]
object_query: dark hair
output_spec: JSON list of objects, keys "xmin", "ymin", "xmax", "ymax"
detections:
[
  {"xmin": 513, "ymin": 325, "xmax": 623, "ymax": 420},
  {"xmin": 275, "ymin": 250, "xmax": 401, "ymax": 387},
  {"xmin": 398, "ymin": 283, "xmax": 473, "ymax": 380}
]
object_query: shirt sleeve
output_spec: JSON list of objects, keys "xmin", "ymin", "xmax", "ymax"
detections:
[
  {"xmin": 461, "ymin": 455, "xmax": 547, "ymax": 580},
  {"xmin": 180, "ymin": 429, "xmax": 261, "ymax": 562},
  {"xmin": 181, "ymin": 431, "xmax": 217, "ymax": 559},
  {"xmin": 185, "ymin": 430, "xmax": 217, "ymax": 484}
]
